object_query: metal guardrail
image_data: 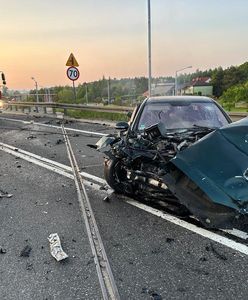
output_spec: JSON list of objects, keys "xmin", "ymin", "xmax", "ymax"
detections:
[
  {"xmin": 6, "ymin": 102, "xmax": 132, "ymax": 114},
  {"xmin": 5, "ymin": 101, "xmax": 248, "ymax": 121},
  {"xmin": 228, "ymin": 112, "xmax": 248, "ymax": 121}
]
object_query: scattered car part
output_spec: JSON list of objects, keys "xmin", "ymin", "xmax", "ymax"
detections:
[
  {"xmin": 20, "ymin": 245, "xmax": 32, "ymax": 257},
  {"xmin": 0, "ymin": 189, "xmax": 13, "ymax": 198},
  {"xmin": 0, "ymin": 248, "xmax": 6, "ymax": 254},
  {"xmin": 48, "ymin": 233, "xmax": 68, "ymax": 262}
]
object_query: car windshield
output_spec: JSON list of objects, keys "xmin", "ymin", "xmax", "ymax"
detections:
[{"xmin": 137, "ymin": 102, "xmax": 229, "ymax": 130}]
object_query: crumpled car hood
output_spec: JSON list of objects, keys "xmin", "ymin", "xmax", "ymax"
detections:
[{"xmin": 171, "ymin": 117, "xmax": 248, "ymax": 213}]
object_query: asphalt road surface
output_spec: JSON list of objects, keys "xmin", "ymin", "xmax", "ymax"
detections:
[{"xmin": 1, "ymin": 113, "xmax": 248, "ymax": 300}]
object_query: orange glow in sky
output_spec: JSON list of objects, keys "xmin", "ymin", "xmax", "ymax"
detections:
[{"xmin": 1, "ymin": 0, "xmax": 248, "ymax": 90}]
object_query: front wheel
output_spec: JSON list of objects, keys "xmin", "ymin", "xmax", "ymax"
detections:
[{"xmin": 104, "ymin": 158, "xmax": 127, "ymax": 194}]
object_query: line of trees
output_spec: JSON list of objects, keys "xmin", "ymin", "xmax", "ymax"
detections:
[
  {"xmin": 28, "ymin": 77, "xmax": 148, "ymax": 106},
  {"xmin": 25, "ymin": 61, "xmax": 248, "ymax": 108}
]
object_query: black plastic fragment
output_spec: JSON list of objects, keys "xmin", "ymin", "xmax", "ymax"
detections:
[
  {"xmin": 205, "ymin": 243, "xmax": 227, "ymax": 261},
  {"xmin": 141, "ymin": 288, "xmax": 163, "ymax": 299},
  {"xmin": 26, "ymin": 262, "xmax": 33, "ymax": 271},
  {"xmin": 103, "ymin": 196, "xmax": 110, "ymax": 202},
  {"xmin": 55, "ymin": 139, "xmax": 64, "ymax": 145},
  {"xmin": 0, "ymin": 248, "xmax": 6, "ymax": 254},
  {"xmin": 87, "ymin": 144, "xmax": 97, "ymax": 149},
  {"xmin": 20, "ymin": 245, "xmax": 32, "ymax": 257},
  {"xmin": 199, "ymin": 257, "xmax": 208, "ymax": 262},
  {"xmin": 27, "ymin": 135, "xmax": 37, "ymax": 140}
]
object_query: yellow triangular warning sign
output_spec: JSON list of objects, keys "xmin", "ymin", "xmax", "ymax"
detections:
[{"xmin": 66, "ymin": 53, "xmax": 79, "ymax": 67}]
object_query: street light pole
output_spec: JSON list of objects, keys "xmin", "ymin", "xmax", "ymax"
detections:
[
  {"xmin": 0, "ymin": 71, "xmax": 6, "ymax": 96},
  {"xmin": 175, "ymin": 66, "xmax": 192, "ymax": 95},
  {"xmin": 31, "ymin": 77, "xmax": 39, "ymax": 112},
  {"xmin": 31, "ymin": 77, "xmax": 39, "ymax": 103},
  {"xmin": 147, "ymin": 0, "xmax": 152, "ymax": 97}
]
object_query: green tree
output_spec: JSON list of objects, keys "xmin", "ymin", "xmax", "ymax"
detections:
[
  {"xmin": 220, "ymin": 81, "xmax": 248, "ymax": 110},
  {"xmin": 211, "ymin": 67, "xmax": 224, "ymax": 97},
  {"xmin": 57, "ymin": 87, "xmax": 74, "ymax": 103}
]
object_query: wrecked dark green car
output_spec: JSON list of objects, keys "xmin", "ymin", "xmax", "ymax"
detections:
[{"xmin": 96, "ymin": 96, "xmax": 248, "ymax": 229}]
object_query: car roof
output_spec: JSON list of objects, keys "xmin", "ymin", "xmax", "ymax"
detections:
[{"xmin": 146, "ymin": 96, "xmax": 215, "ymax": 104}]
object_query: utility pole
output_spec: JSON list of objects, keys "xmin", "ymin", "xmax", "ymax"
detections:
[
  {"xmin": 107, "ymin": 77, "xmax": 111, "ymax": 104},
  {"xmin": 47, "ymin": 88, "xmax": 51, "ymax": 102},
  {"xmin": 147, "ymin": 0, "xmax": 152, "ymax": 97},
  {"xmin": 85, "ymin": 82, "xmax": 88, "ymax": 105}
]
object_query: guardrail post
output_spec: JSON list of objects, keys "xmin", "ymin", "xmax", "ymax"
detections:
[
  {"xmin": 53, "ymin": 107, "xmax": 56, "ymax": 115},
  {"xmin": 22, "ymin": 106, "xmax": 25, "ymax": 113},
  {"xmin": 15, "ymin": 105, "xmax": 18, "ymax": 111},
  {"xmin": 28, "ymin": 106, "xmax": 31, "ymax": 113},
  {"xmin": 64, "ymin": 108, "xmax": 67, "ymax": 116},
  {"xmin": 44, "ymin": 106, "xmax": 47, "ymax": 114}
]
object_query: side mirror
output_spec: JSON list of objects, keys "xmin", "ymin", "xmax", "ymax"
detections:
[{"xmin": 115, "ymin": 121, "xmax": 129, "ymax": 130}]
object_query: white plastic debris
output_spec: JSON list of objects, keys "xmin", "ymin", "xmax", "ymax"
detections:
[
  {"xmin": 0, "ymin": 193, "xmax": 13, "ymax": 198},
  {"xmin": 48, "ymin": 233, "xmax": 68, "ymax": 261}
]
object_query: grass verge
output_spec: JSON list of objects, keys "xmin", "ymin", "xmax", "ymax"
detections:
[{"xmin": 57, "ymin": 109, "xmax": 129, "ymax": 122}]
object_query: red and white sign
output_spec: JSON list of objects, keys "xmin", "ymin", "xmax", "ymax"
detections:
[{"xmin": 67, "ymin": 66, "xmax": 80, "ymax": 81}]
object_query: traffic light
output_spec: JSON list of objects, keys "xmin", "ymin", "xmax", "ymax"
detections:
[{"xmin": 1, "ymin": 73, "xmax": 6, "ymax": 85}]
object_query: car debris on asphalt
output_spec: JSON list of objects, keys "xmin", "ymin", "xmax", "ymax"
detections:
[
  {"xmin": 141, "ymin": 287, "xmax": 163, "ymax": 300},
  {"xmin": 0, "ymin": 248, "xmax": 7, "ymax": 254},
  {"xmin": 48, "ymin": 233, "xmax": 68, "ymax": 262},
  {"xmin": 55, "ymin": 139, "xmax": 64, "ymax": 145},
  {"xmin": 26, "ymin": 262, "xmax": 33, "ymax": 271},
  {"xmin": 20, "ymin": 245, "xmax": 32, "ymax": 257},
  {"xmin": 103, "ymin": 196, "xmax": 110, "ymax": 202},
  {"xmin": 205, "ymin": 243, "xmax": 227, "ymax": 261},
  {"xmin": 0, "ymin": 188, "xmax": 13, "ymax": 198},
  {"xmin": 26, "ymin": 135, "xmax": 37, "ymax": 140}
]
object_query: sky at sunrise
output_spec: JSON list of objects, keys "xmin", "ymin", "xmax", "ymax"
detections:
[{"xmin": 1, "ymin": 0, "xmax": 248, "ymax": 90}]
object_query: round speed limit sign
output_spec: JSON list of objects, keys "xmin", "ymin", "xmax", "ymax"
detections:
[{"xmin": 67, "ymin": 66, "xmax": 80, "ymax": 81}]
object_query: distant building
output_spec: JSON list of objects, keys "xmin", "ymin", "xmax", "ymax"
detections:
[
  {"xmin": 143, "ymin": 82, "xmax": 175, "ymax": 97},
  {"xmin": 152, "ymin": 82, "xmax": 175, "ymax": 96},
  {"xmin": 143, "ymin": 77, "xmax": 213, "ymax": 97},
  {"xmin": 183, "ymin": 77, "xmax": 213, "ymax": 96}
]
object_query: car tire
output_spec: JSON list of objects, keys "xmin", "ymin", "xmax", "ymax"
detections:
[{"xmin": 104, "ymin": 158, "xmax": 127, "ymax": 194}]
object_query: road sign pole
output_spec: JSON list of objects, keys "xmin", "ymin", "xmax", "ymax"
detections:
[
  {"xmin": 65, "ymin": 54, "xmax": 80, "ymax": 104},
  {"xmin": 72, "ymin": 81, "xmax": 77, "ymax": 103}
]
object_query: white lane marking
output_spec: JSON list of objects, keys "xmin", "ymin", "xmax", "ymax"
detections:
[
  {"xmin": 0, "ymin": 142, "xmax": 106, "ymax": 186},
  {"xmin": 83, "ymin": 164, "xmax": 104, "ymax": 168},
  {"xmin": 1, "ymin": 142, "xmax": 248, "ymax": 254},
  {"xmin": 125, "ymin": 200, "xmax": 248, "ymax": 256},
  {"xmin": 222, "ymin": 228, "xmax": 248, "ymax": 240},
  {"xmin": 0, "ymin": 116, "xmax": 107, "ymax": 137},
  {"xmin": 0, "ymin": 143, "xmax": 103, "ymax": 190}
]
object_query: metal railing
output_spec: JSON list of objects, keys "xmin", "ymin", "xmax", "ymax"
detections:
[
  {"xmin": 6, "ymin": 101, "xmax": 132, "ymax": 114},
  {"xmin": 5, "ymin": 101, "xmax": 248, "ymax": 121}
]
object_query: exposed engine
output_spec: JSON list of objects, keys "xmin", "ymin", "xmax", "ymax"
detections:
[
  {"xmin": 111, "ymin": 123, "xmax": 212, "ymax": 165},
  {"xmin": 107, "ymin": 123, "xmax": 214, "ymax": 197}
]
